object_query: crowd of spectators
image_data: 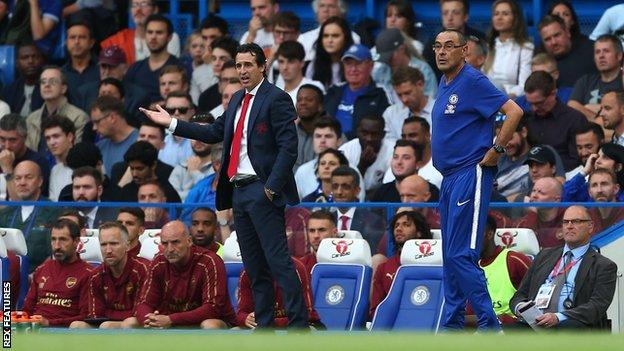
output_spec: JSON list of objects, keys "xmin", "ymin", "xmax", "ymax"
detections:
[{"xmin": 0, "ymin": 0, "xmax": 623, "ymax": 331}]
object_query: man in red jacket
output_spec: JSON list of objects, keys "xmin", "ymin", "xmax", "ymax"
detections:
[
  {"xmin": 69, "ymin": 222, "xmax": 150, "ymax": 329},
  {"xmin": 23, "ymin": 219, "xmax": 94, "ymax": 327},
  {"xmin": 236, "ymin": 258, "xmax": 322, "ymax": 329},
  {"xmin": 123, "ymin": 220, "xmax": 235, "ymax": 329},
  {"xmin": 298, "ymin": 210, "xmax": 338, "ymax": 275},
  {"xmin": 369, "ymin": 210, "xmax": 432, "ymax": 319}
]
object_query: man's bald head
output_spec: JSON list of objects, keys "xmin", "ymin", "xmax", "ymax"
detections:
[
  {"xmin": 530, "ymin": 176, "xmax": 562, "ymax": 203},
  {"xmin": 13, "ymin": 160, "xmax": 43, "ymax": 201},
  {"xmin": 160, "ymin": 220, "xmax": 192, "ymax": 266},
  {"xmin": 399, "ymin": 174, "xmax": 431, "ymax": 203}
]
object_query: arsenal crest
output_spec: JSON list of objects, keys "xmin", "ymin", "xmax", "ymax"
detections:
[{"xmin": 66, "ymin": 277, "xmax": 78, "ymax": 289}]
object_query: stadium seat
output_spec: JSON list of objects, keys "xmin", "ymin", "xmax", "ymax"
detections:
[
  {"xmin": 85, "ymin": 229, "xmax": 99, "ymax": 237},
  {"xmin": 0, "ymin": 45, "xmax": 15, "ymax": 87},
  {"xmin": 0, "ymin": 236, "xmax": 9, "ymax": 297},
  {"xmin": 0, "ymin": 228, "xmax": 28, "ymax": 309},
  {"xmin": 78, "ymin": 236, "xmax": 103, "ymax": 265},
  {"xmin": 310, "ymin": 238, "xmax": 372, "ymax": 330},
  {"xmin": 370, "ymin": 239, "xmax": 445, "ymax": 331},
  {"xmin": 494, "ymin": 228, "xmax": 539, "ymax": 256},
  {"xmin": 222, "ymin": 232, "xmax": 243, "ymax": 310},
  {"xmin": 337, "ymin": 230, "xmax": 363, "ymax": 239},
  {"xmin": 139, "ymin": 229, "xmax": 162, "ymax": 244},
  {"xmin": 138, "ymin": 235, "xmax": 162, "ymax": 261},
  {"xmin": 431, "ymin": 229, "xmax": 441, "ymax": 239}
]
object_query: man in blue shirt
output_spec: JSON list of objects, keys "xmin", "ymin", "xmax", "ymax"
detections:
[{"xmin": 431, "ymin": 29, "xmax": 523, "ymax": 331}]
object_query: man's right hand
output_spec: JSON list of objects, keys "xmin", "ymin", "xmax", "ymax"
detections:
[
  {"xmin": 245, "ymin": 312, "xmax": 257, "ymax": 329},
  {"xmin": 0, "ymin": 149, "xmax": 15, "ymax": 174},
  {"xmin": 246, "ymin": 16, "xmax": 263, "ymax": 42},
  {"xmin": 582, "ymin": 153, "xmax": 599, "ymax": 175},
  {"xmin": 139, "ymin": 105, "xmax": 173, "ymax": 128}
]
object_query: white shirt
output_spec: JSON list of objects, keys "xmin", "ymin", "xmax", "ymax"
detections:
[
  {"xmin": 0, "ymin": 100, "xmax": 9, "ymax": 119},
  {"xmin": 305, "ymin": 61, "xmax": 342, "ymax": 88},
  {"xmin": 240, "ymin": 28, "xmax": 275, "ymax": 48},
  {"xmin": 275, "ymin": 77, "xmax": 325, "ymax": 106},
  {"xmin": 339, "ymin": 138, "xmax": 394, "ymax": 191},
  {"xmin": 485, "ymin": 38, "xmax": 534, "ymax": 97},
  {"xmin": 209, "ymin": 104, "xmax": 225, "ymax": 119},
  {"xmin": 335, "ymin": 206, "xmax": 356, "ymax": 230},
  {"xmin": 295, "ymin": 158, "xmax": 366, "ymax": 201},
  {"xmin": 21, "ymin": 206, "xmax": 34, "ymax": 222},
  {"xmin": 49, "ymin": 162, "xmax": 72, "ymax": 201},
  {"xmin": 135, "ymin": 32, "xmax": 181, "ymax": 61},
  {"xmin": 382, "ymin": 97, "xmax": 434, "ymax": 142},
  {"xmin": 231, "ymin": 80, "xmax": 265, "ymax": 177},
  {"xmin": 80, "ymin": 207, "xmax": 98, "ymax": 229},
  {"xmin": 190, "ymin": 64, "xmax": 217, "ymax": 104},
  {"xmin": 382, "ymin": 156, "xmax": 443, "ymax": 190},
  {"xmin": 298, "ymin": 27, "xmax": 361, "ymax": 62}
]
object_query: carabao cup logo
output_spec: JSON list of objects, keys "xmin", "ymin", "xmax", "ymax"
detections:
[
  {"xmin": 331, "ymin": 239, "xmax": 353, "ymax": 258},
  {"xmin": 496, "ymin": 231, "xmax": 518, "ymax": 248},
  {"xmin": 414, "ymin": 240, "xmax": 437, "ymax": 260}
]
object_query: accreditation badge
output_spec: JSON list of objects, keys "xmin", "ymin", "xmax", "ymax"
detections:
[{"xmin": 534, "ymin": 283, "xmax": 556, "ymax": 309}]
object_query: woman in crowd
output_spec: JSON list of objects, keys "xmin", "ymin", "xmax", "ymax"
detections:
[
  {"xmin": 383, "ymin": 0, "xmax": 423, "ymax": 55},
  {"xmin": 305, "ymin": 16, "xmax": 354, "ymax": 89},
  {"xmin": 483, "ymin": 0, "xmax": 533, "ymax": 98},
  {"xmin": 302, "ymin": 148, "xmax": 349, "ymax": 203},
  {"xmin": 548, "ymin": 1, "xmax": 591, "ymax": 47}
]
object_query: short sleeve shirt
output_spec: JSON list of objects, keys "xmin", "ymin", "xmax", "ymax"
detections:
[{"xmin": 431, "ymin": 64, "xmax": 508, "ymax": 176}]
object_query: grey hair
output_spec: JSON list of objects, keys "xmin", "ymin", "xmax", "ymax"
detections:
[
  {"xmin": 0, "ymin": 113, "xmax": 28, "ymax": 137},
  {"xmin": 312, "ymin": 0, "xmax": 348, "ymax": 16}
]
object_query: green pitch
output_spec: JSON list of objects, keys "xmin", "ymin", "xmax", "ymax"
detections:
[{"xmin": 8, "ymin": 331, "xmax": 624, "ymax": 351}]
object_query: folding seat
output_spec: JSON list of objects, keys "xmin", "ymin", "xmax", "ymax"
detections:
[
  {"xmin": 138, "ymin": 235, "xmax": 162, "ymax": 261},
  {"xmin": 494, "ymin": 228, "xmax": 540, "ymax": 256},
  {"xmin": 78, "ymin": 236, "xmax": 103, "ymax": 266},
  {"xmin": 337, "ymin": 230, "xmax": 363, "ymax": 239},
  {"xmin": 371, "ymin": 239, "xmax": 445, "ymax": 331},
  {"xmin": 138, "ymin": 229, "xmax": 162, "ymax": 244},
  {"xmin": 222, "ymin": 232, "xmax": 243, "ymax": 310},
  {"xmin": 310, "ymin": 238, "xmax": 372, "ymax": 330},
  {"xmin": 0, "ymin": 228, "xmax": 28, "ymax": 309},
  {"xmin": 84, "ymin": 229, "xmax": 99, "ymax": 237}
]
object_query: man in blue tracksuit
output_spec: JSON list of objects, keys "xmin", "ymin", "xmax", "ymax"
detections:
[{"xmin": 431, "ymin": 29, "xmax": 523, "ymax": 331}]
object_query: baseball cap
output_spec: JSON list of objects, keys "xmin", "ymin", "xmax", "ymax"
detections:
[
  {"xmin": 524, "ymin": 146, "xmax": 556, "ymax": 166},
  {"xmin": 341, "ymin": 44, "xmax": 372, "ymax": 62},
  {"xmin": 99, "ymin": 45, "xmax": 127, "ymax": 66},
  {"xmin": 375, "ymin": 28, "xmax": 404, "ymax": 64}
]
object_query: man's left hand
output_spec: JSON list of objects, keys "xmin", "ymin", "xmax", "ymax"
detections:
[
  {"xmin": 535, "ymin": 313, "xmax": 559, "ymax": 328},
  {"xmin": 479, "ymin": 148, "xmax": 501, "ymax": 167},
  {"xmin": 145, "ymin": 312, "xmax": 172, "ymax": 329}
]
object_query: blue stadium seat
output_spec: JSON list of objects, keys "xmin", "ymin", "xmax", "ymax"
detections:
[
  {"xmin": 310, "ymin": 238, "xmax": 372, "ymax": 330},
  {"xmin": 0, "ymin": 45, "xmax": 15, "ymax": 87},
  {"xmin": 0, "ymin": 236, "xmax": 9, "ymax": 296},
  {"xmin": 222, "ymin": 232, "xmax": 243, "ymax": 310},
  {"xmin": 370, "ymin": 239, "xmax": 445, "ymax": 331},
  {"xmin": 0, "ymin": 228, "xmax": 29, "ymax": 309}
]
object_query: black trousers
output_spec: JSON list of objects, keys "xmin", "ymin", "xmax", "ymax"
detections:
[{"xmin": 232, "ymin": 181, "xmax": 308, "ymax": 328}]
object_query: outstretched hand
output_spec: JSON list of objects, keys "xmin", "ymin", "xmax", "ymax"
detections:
[{"xmin": 139, "ymin": 105, "xmax": 173, "ymax": 127}]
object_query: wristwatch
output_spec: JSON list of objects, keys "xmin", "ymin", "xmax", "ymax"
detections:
[
  {"xmin": 492, "ymin": 144, "xmax": 507, "ymax": 154},
  {"xmin": 217, "ymin": 218, "xmax": 229, "ymax": 227}
]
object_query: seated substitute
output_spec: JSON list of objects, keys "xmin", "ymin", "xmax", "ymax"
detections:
[
  {"xmin": 297, "ymin": 210, "xmax": 338, "ymax": 275},
  {"xmin": 509, "ymin": 205, "xmax": 617, "ymax": 330},
  {"xmin": 236, "ymin": 257, "xmax": 322, "ymax": 329},
  {"xmin": 23, "ymin": 219, "xmax": 94, "ymax": 327},
  {"xmin": 69, "ymin": 222, "xmax": 149, "ymax": 329},
  {"xmin": 369, "ymin": 210, "xmax": 432, "ymax": 318},
  {"xmin": 123, "ymin": 221, "xmax": 236, "ymax": 329}
]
